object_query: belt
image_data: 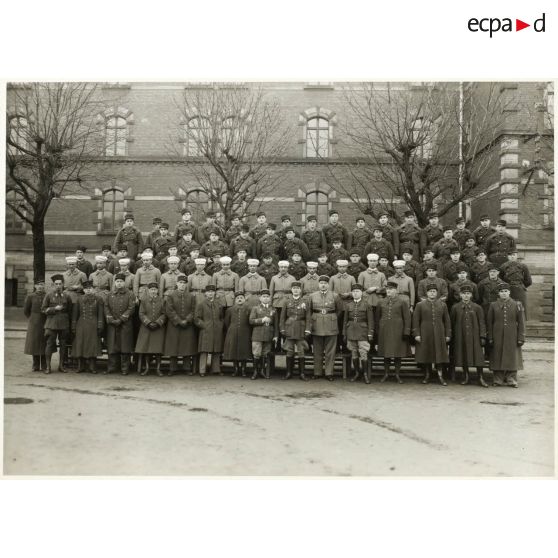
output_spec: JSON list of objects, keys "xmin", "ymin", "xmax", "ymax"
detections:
[{"xmin": 313, "ymin": 309, "xmax": 336, "ymax": 314}]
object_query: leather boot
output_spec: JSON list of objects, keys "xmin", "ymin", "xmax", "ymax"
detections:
[
  {"xmin": 231, "ymin": 361, "xmax": 239, "ymax": 377},
  {"xmin": 437, "ymin": 366, "xmax": 447, "ymax": 386},
  {"xmin": 106, "ymin": 354, "xmax": 118, "ymax": 374},
  {"xmin": 421, "ymin": 364, "xmax": 430, "ymax": 384},
  {"xmin": 155, "ymin": 355, "xmax": 163, "ymax": 377},
  {"xmin": 121, "ymin": 354, "xmax": 130, "ymax": 376},
  {"xmin": 350, "ymin": 359, "xmax": 360, "ymax": 382},
  {"xmin": 477, "ymin": 367, "xmax": 488, "ymax": 388},
  {"xmin": 32, "ymin": 355, "xmax": 40, "ymax": 372},
  {"xmin": 461, "ymin": 367, "xmax": 470, "ymax": 385},
  {"xmin": 188, "ymin": 356, "xmax": 197, "ymax": 376},
  {"xmin": 240, "ymin": 361, "xmax": 247, "ymax": 377},
  {"xmin": 169, "ymin": 357, "xmax": 178, "ymax": 376},
  {"xmin": 88, "ymin": 358, "xmax": 97, "ymax": 374},
  {"xmin": 298, "ymin": 357, "xmax": 308, "ymax": 381},
  {"xmin": 394, "ymin": 358, "xmax": 403, "ymax": 384},
  {"xmin": 77, "ymin": 357, "xmax": 86, "ymax": 373},
  {"xmin": 361, "ymin": 359, "xmax": 370, "ymax": 384},
  {"xmin": 284, "ymin": 356, "xmax": 294, "ymax": 380},
  {"xmin": 40, "ymin": 354, "xmax": 47, "ymax": 371},
  {"xmin": 44, "ymin": 352, "xmax": 52, "ymax": 374},
  {"xmin": 380, "ymin": 361, "xmax": 390, "ymax": 383},
  {"xmin": 251, "ymin": 358, "xmax": 260, "ymax": 380},
  {"xmin": 139, "ymin": 355, "xmax": 148, "ymax": 376},
  {"xmin": 265, "ymin": 353, "xmax": 273, "ymax": 379}
]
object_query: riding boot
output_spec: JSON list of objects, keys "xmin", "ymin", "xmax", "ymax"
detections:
[
  {"xmin": 58, "ymin": 347, "xmax": 67, "ymax": 372},
  {"xmin": 231, "ymin": 361, "xmax": 239, "ymax": 377},
  {"xmin": 77, "ymin": 357, "xmax": 86, "ymax": 373},
  {"xmin": 44, "ymin": 352, "xmax": 52, "ymax": 374},
  {"xmin": 251, "ymin": 358, "xmax": 260, "ymax": 380},
  {"xmin": 284, "ymin": 356, "xmax": 294, "ymax": 380},
  {"xmin": 477, "ymin": 367, "xmax": 488, "ymax": 388},
  {"xmin": 361, "ymin": 359, "xmax": 370, "ymax": 384},
  {"xmin": 121, "ymin": 354, "xmax": 130, "ymax": 376},
  {"xmin": 394, "ymin": 358, "xmax": 403, "ymax": 384},
  {"xmin": 155, "ymin": 355, "xmax": 163, "ymax": 377},
  {"xmin": 298, "ymin": 357, "xmax": 308, "ymax": 381},
  {"xmin": 421, "ymin": 364, "xmax": 431, "ymax": 384},
  {"xmin": 436, "ymin": 366, "xmax": 447, "ymax": 386},
  {"xmin": 380, "ymin": 360, "xmax": 390, "ymax": 383},
  {"xmin": 265, "ymin": 353, "xmax": 273, "ymax": 379},
  {"xmin": 449, "ymin": 364, "xmax": 456, "ymax": 383},
  {"xmin": 240, "ymin": 361, "xmax": 247, "ymax": 377},
  {"xmin": 169, "ymin": 357, "xmax": 178, "ymax": 376},
  {"xmin": 40, "ymin": 354, "xmax": 47, "ymax": 370},
  {"xmin": 88, "ymin": 357, "xmax": 97, "ymax": 374},
  {"xmin": 461, "ymin": 367, "xmax": 470, "ymax": 385},
  {"xmin": 349, "ymin": 358, "xmax": 360, "ymax": 382},
  {"xmin": 32, "ymin": 355, "xmax": 40, "ymax": 372},
  {"xmin": 106, "ymin": 354, "xmax": 118, "ymax": 374},
  {"xmin": 139, "ymin": 355, "xmax": 148, "ymax": 376}
]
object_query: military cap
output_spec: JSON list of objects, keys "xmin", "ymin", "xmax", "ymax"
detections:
[
  {"xmin": 153, "ymin": 217, "xmax": 163, "ymax": 223},
  {"xmin": 479, "ymin": 214, "xmax": 490, "ymax": 221},
  {"xmin": 443, "ymin": 225, "xmax": 453, "ymax": 232},
  {"xmin": 167, "ymin": 256, "xmax": 180, "ymax": 264},
  {"xmin": 328, "ymin": 209, "xmax": 339, "ymax": 216},
  {"xmin": 102, "ymin": 244, "xmax": 112, "ymax": 251},
  {"xmin": 177, "ymin": 275, "xmax": 188, "ymax": 282},
  {"xmin": 291, "ymin": 281, "xmax": 302, "ymax": 288},
  {"xmin": 65, "ymin": 256, "xmax": 77, "ymax": 264},
  {"xmin": 426, "ymin": 283, "xmax": 439, "ymax": 291},
  {"xmin": 159, "ymin": 223, "xmax": 170, "ymax": 229},
  {"xmin": 450, "ymin": 247, "xmax": 461, "ymax": 254},
  {"xmin": 76, "ymin": 245, "xmax": 87, "ymax": 252},
  {"xmin": 266, "ymin": 223, "xmax": 276, "ymax": 230},
  {"xmin": 475, "ymin": 249, "xmax": 486, "ymax": 256},
  {"xmin": 281, "ymin": 215, "xmax": 291, "ymax": 222},
  {"xmin": 496, "ymin": 219, "xmax": 507, "ymax": 226},
  {"xmin": 393, "ymin": 260, "xmax": 405, "ymax": 267},
  {"xmin": 372, "ymin": 225, "xmax": 383, "ymax": 232},
  {"xmin": 428, "ymin": 212, "xmax": 439, "ymax": 219},
  {"xmin": 425, "ymin": 263, "xmax": 438, "ymax": 271},
  {"xmin": 318, "ymin": 252, "xmax": 328, "ymax": 257},
  {"xmin": 278, "ymin": 260, "xmax": 290, "ymax": 267},
  {"xmin": 124, "ymin": 213, "xmax": 134, "ymax": 220},
  {"xmin": 180, "ymin": 208, "xmax": 192, "ymax": 216},
  {"xmin": 351, "ymin": 283, "xmax": 364, "ymax": 291},
  {"xmin": 386, "ymin": 281, "xmax": 399, "ymax": 289},
  {"xmin": 508, "ymin": 248, "xmax": 518, "ymax": 254},
  {"xmin": 400, "ymin": 243, "xmax": 413, "ymax": 255},
  {"xmin": 318, "ymin": 275, "xmax": 330, "ymax": 282},
  {"xmin": 378, "ymin": 211, "xmax": 389, "ymax": 218},
  {"xmin": 205, "ymin": 211, "xmax": 216, "ymax": 218},
  {"xmin": 403, "ymin": 210, "xmax": 414, "ymax": 217},
  {"xmin": 194, "ymin": 258, "xmax": 207, "ymax": 265},
  {"xmin": 424, "ymin": 248, "xmax": 434, "ymax": 254},
  {"xmin": 147, "ymin": 282, "xmax": 159, "ymax": 289},
  {"xmin": 234, "ymin": 291, "xmax": 245, "ymax": 298},
  {"xmin": 259, "ymin": 289, "xmax": 270, "ymax": 296},
  {"xmin": 247, "ymin": 259, "xmax": 259, "ymax": 266},
  {"xmin": 355, "ymin": 216, "xmax": 366, "ymax": 222},
  {"xmin": 51, "ymin": 274, "xmax": 64, "ymax": 283},
  {"xmin": 455, "ymin": 216, "xmax": 465, "ymax": 224},
  {"xmin": 95, "ymin": 255, "xmax": 107, "ymax": 263},
  {"xmin": 204, "ymin": 284, "xmax": 217, "ymax": 292},
  {"xmin": 350, "ymin": 251, "xmax": 361, "ymax": 257},
  {"xmin": 209, "ymin": 230, "xmax": 220, "ymax": 236},
  {"xmin": 336, "ymin": 259, "xmax": 349, "ymax": 266},
  {"xmin": 367, "ymin": 253, "xmax": 379, "ymax": 261},
  {"xmin": 457, "ymin": 267, "xmax": 469, "ymax": 275},
  {"xmin": 116, "ymin": 244, "xmax": 129, "ymax": 252},
  {"xmin": 498, "ymin": 282, "xmax": 511, "ymax": 291},
  {"xmin": 256, "ymin": 211, "xmax": 266, "ymax": 217},
  {"xmin": 291, "ymin": 249, "xmax": 302, "ymax": 256},
  {"xmin": 118, "ymin": 258, "xmax": 130, "ymax": 265},
  {"xmin": 306, "ymin": 261, "xmax": 318, "ymax": 268},
  {"xmin": 82, "ymin": 280, "xmax": 93, "ymax": 288},
  {"xmin": 283, "ymin": 226, "xmax": 294, "ymax": 233},
  {"xmin": 240, "ymin": 224, "xmax": 250, "ymax": 232},
  {"xmin": 306, "ymin": 215, "xmax": 317, "ymax": 222},
  {"xmin": 143, "ymin": 247, "xmax": 154, "ymax": 253},
  {"xmin": 114, "ymin": 273, "xmax": 126, "ymax": 281},
  {"xmin": 167, "ymin": 243, "xmax": 177, "ymax": 249},
  {"xmin": 262, "ymin": 253, "xmax": 273, "ymax": 259},
  {"xmin": 332, "ymin": 239, "xmax": 342, "ymax": 244},
  {"xmin": 459, "ymin": 284, "xmax": 473, "ymax": 293},
  {"xmin": 220, "ymin": 256, "xmax": 232, "ymax": 264},
  {"xmin": 488, "ymin": 266, "xmax": 500, "ymax": 273}
]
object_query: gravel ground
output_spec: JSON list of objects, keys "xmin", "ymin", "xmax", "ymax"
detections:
[{"xmin": 3, "ymin": 338, "xmax": 554, "ymax": 477}]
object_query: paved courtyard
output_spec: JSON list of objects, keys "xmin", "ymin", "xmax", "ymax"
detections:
[{"xmin": 2, "ymin": 337, "xmax": 554, "ymax": 477}]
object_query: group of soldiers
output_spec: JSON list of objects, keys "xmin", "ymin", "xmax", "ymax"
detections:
[{"xmin": 23, "ymin": 207, "xmax": 530, "ymax": 387}]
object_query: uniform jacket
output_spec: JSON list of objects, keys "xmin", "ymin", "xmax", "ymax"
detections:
[
  {"xmin": 487, "ymin": 298, "xmax": 525, "ymax": 370},
  {"xmin": 450, "ymin": 301, "xmax": 486, "ymax": 367},
  {"xmin": 133, "ymin": 265, "xmax": 162, "ymax": 298},
  {"xmin": 397, "ymin": 224, "xmax": 421, "ymax": 258},
  {"xmin": 363, "ymin": 238, "xmax": 394, "ymax": 261},
  {"xmin": 197, "ymin": 222, "xmax": 225, "ymax": 245},
  {"xmin": 499, "ymin": 261, "xmax": 532, "ymax": 289},
  {"xmin": 322, "ymin": 222, "xmax": 349, "ymax": 251},
  {"xmin": 289, "ymin": 261, "xmax": 307, "ymax": 281},
  {"xmin": 75, "ymin": 258, "xmax": 93, "ymax": 278},
  {"xmin": 280, "ymin": 295, "xmax": 310, "ymax": 339},
  {"xmin": 327, "ymin": 247, "xmax": 350, "ymax": 266},
  {"xmin": 225, "ymin": 224, "xmax": 242, "ymax": 244},
  {"xmin": 105, "ymin": 288, "xmax": 136, "ymax": 354},
  {"xmin": 301, "ymin": 229, "xmax": 327, "ymax": 259},
  {"xmin": 250, "ymin": 223, "xmax": 269, "ymax": 242},
  {"xmin": 441, "ymin": 260, "xmax": 470, "ymax": 283},
  {"xmin": 432, "ymin": 238, "xmax": 460, "ymax": 262},
  {"xmin": 388, "ymin": 274, "xmax": 415, "ymax": 307},
  {"xmin": 249, "ymin": 304, "xmax": 278, "ymax": 342},
  {"xmin": 257, "ymin": 234, "xmax": 282, "ymax": 258},
  {"xmin": 152, "ymin": 235, "xmax": 175, "ymax": 260},
  {"xmin": 24, "ymin": 291, "xmax": 47, "ymax": 355},
  {"xmin": 200, "ymin": 239, "xmax": 230, "ymax": 258},
  {"xmin": 473, "ymin": 225, "xmax": 496, "ymax": 250},
  {"xmin": 307, "ymin": 290, "xmax": 343, "ymax": 336},
  {"xmin": 347, "ymin": 262, "xmax": 367, "ymax": 281},
  {"xmin": 63, "ymin": 268, "xmax": 88, "ymax": 303},
  {"xmin": 238, "ymin": 273, "xmax": 268, "ymax": 306},
  {"xmin": 448, "ymin": 279, "xmax": 479, "ymax": 305},
  {"xmin": 230, "ymin": 236, "xmax": 257, "ymax": 258},
  {"xmin": 470, "ymin": 261, "xmax": 492, "ymax": 284},
  {"xmin": 378, "ymin": 224, "xmax": 398, "ymax": 254},
  {"xmin": 145, "ymin": 229, "xmax": 161, "ymax": 250},
  {"xmin": 417, "ymin": 277, "xmax": 448, "ymax": 301},
  {"xmin": 41, "ymin": 291, "xmax": 72, "ymax": 330},
  {"xmin": 176, "ymin": 239, "xmax": 200, "ymax": 259},
  {"xmin": 257, "ymin": 263, "xmax": 278, "ymax": 286},
  {"xmin": 416, "ymin": 258, "xmax": 443, "ymax": 282},
  {"xmin": 358, "ymin": 268, "xmax": 386, "ymax": 307},
  {"xmin": 485, "ymin": 232, "xmax": 516, "ymax": 262},
  {"xmin": 412, "ymin": 299, "xmax": 451, "ymax": 364},
  {"xmin": 231, "ymin": 259, "xmax": 250, "ymax": 278},
  {"xmin": 212, "ymin": 269, "xmax": 240, "ymax": 307},
  {"xmin": 194, "ymin": 298, "xmax": 225, "ymax": 352},
  {"xmin": 375, "ymin": 296, "xmax": 411, "ymax": 358},
  {"xmin": 283, "ymin": 238, "xmax": 310, "ymax": 261},
  {"xmin": 343, "ymin": 299, "xmax": 374, "ymax": 340},
  {"xmin": 349, "ymin": 228, "xmax": 372, "ymax": 256},
  {"xmin": 453, "ymin": 228, "xmax": 473, "ymax": 250},
  {"xmin": 269, "ymin": 273, "xmax": 296, "ymax": 307},
  {"xmin": 316, "ymin": 262, "xmax": 336, "ymax": 278},
  {"xmin": 300, "ymin": 272, "xmax": 320, "ymax": 294},
  {"xmin": 420, "ymin": 225, "xmax": 444, "ymax": 254},
  {"xmin": 113, "ymin": 226, "xmax": 144, "ymax": 260},
  {"xmin": 159, "ymin": 269, "xmax": 181, "ymax": 297},
  {"xmin": 187, "ymin": 271, "xmax": 212, "ymax": 299},
  {"xmin": 329, "ymin": 272, "xmax": 356, "ymax": 302}
]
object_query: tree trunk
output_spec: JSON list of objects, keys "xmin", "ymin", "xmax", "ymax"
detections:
[{"xmin": 31, "ymin": 218, "xmax": 46, "ymax": 283}]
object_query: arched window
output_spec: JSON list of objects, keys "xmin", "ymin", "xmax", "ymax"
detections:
[
  {"xmin": 306, "ymin": 117, "xmax": 330, "ymax": 158},
  {"xmin": 5, "ymin": 191, "xmax": 26, "ymax": 232},
  {"xmin": 105, "ymin": 116, "xmax": 127, "ymax": 156},
  {"xmin": 8, "ymin": 116, "xmax": 29, "ymax": 155},
  {"xmin": 186, "ymin": 189, "xmax": 212, "ymax": 224},
  {"xmin": 102, "ymin": 189, "xmax": 125, "ymax": 232},
  {"xmin": 185, "ymin": 117, "xmax": 210, "ymax": 156},
  {"xmin": 305, "ymin": 190, "xmax": 330, "ymax": 225}
]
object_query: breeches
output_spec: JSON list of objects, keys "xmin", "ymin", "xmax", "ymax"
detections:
[
  {"xmin": 44, "ymin": 328, "xmax": 69, "ymax": 354},
  {"xmin": 347, "ymin": 339, "xmax": 370, "ymax": 360},
  {"xmin": 283, "ymin": 338, "xmax": 307, "ymax": 357},
  {"xmin": 252, "ymin": 341, "xmax": 273, "ymax": 358}
]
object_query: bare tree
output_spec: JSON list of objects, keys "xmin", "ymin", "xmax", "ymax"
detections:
[
  {"xmin": 6, "ymin": 83, "xmax": 108, "ymax": 281},
  {"xmin": 173, "ymin": 84, "xmax": 291, "ymax": 227},
  {"xmin": 329, "ymin": 82, "xmax": 520, "ymax": 226}
]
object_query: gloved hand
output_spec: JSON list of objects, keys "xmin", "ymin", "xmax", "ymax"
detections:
[{"xmin": 148, "ymin": 322, "xmax": 159, "ymax": 330}]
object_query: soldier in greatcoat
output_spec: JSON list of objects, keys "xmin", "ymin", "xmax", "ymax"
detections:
[
  {"xmin": 375, "ymin": 281, "xmax": 412, "ymax": 384},
  {"xmin": 197, "ymin": 212, "xmax": 225, "ymax": 245},
  {"xmin": 343, "ymin": 284, "xmax": 374, "ymax": 384},
  {"xmin": 231, "ymin": 250, "xmax": 250, "ymax": 278},
  {"xmin": 71, "ymin": 281, "xmax": 104, "ymax": 374},
  {"xmin": 347, "ymin": 251, "xmax": 367, "ymax": 281},
  {"xmin": 257, "ymin": 254, "xmax": 278, "ymax": 286},
  {"xmin": 63, "ymin": 256, "xmax": 87, "ymax": 305},
  {"xmin": 145, "ymin": 217, "xmax": 162, "ymax": 250},
  {"xmin": 485, "ymin": 219, "xmax": 516, "ymax": 268},
  {"xmin": 349, "ymin": 217, "xmax": 372, "ymax": 257},
  {"xmin": 453, "ymin": 216, "xmax": 473, "ymax": 250},
  {"xmin": 280, "ymin": 282, "xmax": 311, "ymax": 381},
  {"xmin": 159, "ymin": 256, "xmax": 181, "ymax": 299},
  {"xmin": 364, "ymin": 227, "xmax": 395, "ymax": 262},
  {"xmin": 152, "ymin": 223, "xmax": 175, "ymax": 262},
  {"xmin": 224, "ymin": 214, "xmax": 242, "ymax": 245},
  {"xmin": 316, "ymin": 252, "xmax": 336, "ymax": 278},
  {"xmin": 307, "ymin": 276, "xmax": 344, "ymax": 380},
  {"xmin": 23, "ymin": 279, "xmax": 47, "ymax": 371},
  {"xmin": 450, "ymin": 284, "xmax": 489, "ymax": 387},
  {"xmin": 419, "ymin": 212, "xmax": 444, "ymax": 256},
  {"xmin": 478, "ymin": 267, "xmax": 503, "ymax": 319},
  {"xmin": 135, "ymin": 282, "xmax": 167, "ymax": 376},
  {"xmin": 388, "ymin": 260, "xmax": 415, "ymax": 309},
  {"xmin": 322, "ymin": 209, "xmax": 349, "ymax": 252},
  {"xmin": 174, "ymin": 209, "xmax": 199, "ymax": 244},
  {"xmin": 301, "ymin": 215, "xmax": 327, "ymax": 261},
  {"xmin": 163, "ymin": 275, "xmax": 198, "ymax": 376},
  {"xmin": 250, "ymin": 211, "xmax": 269, "ymax": 242},
  {"xmin": 194, "ymin": 284, "xmax": 225, "ymax": 376},
  {"xmin": 487, "ymin": 282, "xmax": 525, "ymax": 388},
  {"xmin": 230, "ymin": 225, "xmax": 257, "ymax": 258},
  {"xmin": 499, "ymin": 250, "xmax": 532, "ymax": 318},
  {"xmin": 41, "ymin": 274, "xmax": 72, "ymax": 373},
  {"xmin": 376, "ymin": 212, "xmax": 399, "ymax": 256},
  {"xmin": 283, "ymin": 227, "xmax": 310, "ymax": 261},
  {"xmin": 112, "ymin": 213, "xmax": 144, "ymax": 261},
  {"xmin": 75, "ymin": 245, "xmax": 94, "ymax": 278},
  {"xmin": 472, "ymin": 214, "xmax": 496, "ymax": 252},
  {"xmin": 470, "ymin": 250, "xmax": 492, "ymax": 285},
  {"xmin": 249, "ymin": 289, "xmax": 278, "ymax": 380},
  {"xmin": 105, "ymin": 273, "xmax": 136, "ymax": 375},
  {"xmin": 257, "ymin": 224, "xmax": 282, "ymax": 260},
  {"xmin": 223, "ymin": 291, "xmax": 253, "ymax": 377},
  {"xmin": 432, "ymin": 227, "xmax": 460, "ymax": 263},
  {"xmin": 177, "ymin": 232, "xmax": 200, "ymax": 261},
  {"xmin": 396, "ymin": 210, "xmax": 421, "ymax": 260},
  {"xmin": 417, "ymin": 264, "xmax": 448, "ymax": 302},
  {"xmin": 412, "ymin": 283, "xmax": 452, "ymax": 386}
]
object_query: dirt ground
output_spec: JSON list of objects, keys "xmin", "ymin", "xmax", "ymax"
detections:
[{"xmin": 2, "ymin": 338, "xmax": 555, "ymax": 477}]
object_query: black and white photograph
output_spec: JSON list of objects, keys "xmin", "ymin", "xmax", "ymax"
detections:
[{"xmin": 3, "ymin": 80, "xmax": 554, "ymax": 477}]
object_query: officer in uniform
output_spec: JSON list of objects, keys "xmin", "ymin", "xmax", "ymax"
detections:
[
  {"xmin": 478, "ymin": 267, "xmax": 503, "ymax": 319},
  {"xmin": 277, "ymin": 215, "xmax": 300, "ymax": 242},
  {"xmin": 300, "ymin": 261, "xmax": 320, "ymax": 294},
  {"xmin": 269, "ymin": 261, "xmax": 296, "ymax": 351},
  {"xmin": 145, "ymin": 217, "xmax": 163, "ymax": 249},
  {"xmin": 419, "ymin": 212, "xmax": 444, "ymax": 255},
  {"xmin": 187, "ymin": 258, "xmax": 212, "ymax": 304},
  {"xmin": 200, "ymin": 230, "xmax": 229, "ymax": 260},
  {"xmin": 250, "ymin": 211, "xmax": 269, "ymax": 242},
  {"xmin": 349, "ymin": 217, "xmax": 372, "ymax": 257},
  {"xmin": 225, "ymin": 214, "xmax": 243, "ymax": 245},
  {"xmin": 152, "ymin": 223, "xmax": 175, "ymax": 262},
  {"xmin": 159, "ymin": 255, "xmax": 181, "ymax": 299},
  {"xmin": 257, "ymin": 254, "xmax": 278, "ymax": 286},
  {"xmin": 249, "ymin": 289, "xmax": 278, "ymax": 379},
  {"xmin": 174, "ymin": 209, "xmax": 199, "ymax": 244},
  {"xmin": 257, "ymin": 223, "xmax": 282, "ymax": 260},
  {"xmin": 473, "ymin": 214, "xmax": 496, "ymax": 252},
  {"xmin": 301, "ymin": 215, "xmax": 327, "ymax": 261},
  {"xmin": 358, "ymin": 253, "xmax": 386, "ymax": 308},
  {"xmin": 485, "ymin": 219, "xmax": 516, "ymax": 268},
  {"xmin": 239, "ymin": 259, "xmax": 267, "ymax": 307},
  {"xmin": 197, "ymin": 211, "xmax": 225, "ymax": 245},
  {"xmin": 194, "ymin": 284, "xmax": 225, "ymax": 376},
  {"xmin": 442, "ymin": 248, "xmax": 470, "ymax": 283},
  {"xmin": 347, "ymin": 251, "xmax": 367, "ymax": 280},
  {"xmin": 230, "ymin": 224, "xmax": 257, "ymax": 258},
  {"xmin": 283, "ymin": 227, "xmax": 310, "ymax": 261},
  {"xmin": 112, "ymin": 213, "xmax": 144, "ymax": 262},
  {"xmin": 63, "ymin": 256, "xmax": 87, "ymax": 305},
  {"xmin": 433, "ymin": 227, "xmax": 460, "ymax": 263},
  {"xmin": 133, "ymin": 252, "xmax": 162, "ymax": 301},
  {"xmin": 453, "ymin": 216, "xmax": 473, "ymax": 250},
  {"xmin": 388, "ymin": 260, "xmax": 415, "ymax": 309},
  {"xmin": 231, "ymin": 250, "xmax": 250, "ymax": 278},
  {"xmin": 396, "ymin": 210, "xmax": 421, "ymax": 260},
  {"xmin": 75, "ymin": 245, "xmax": 94, "ymax": 277},
  {"xmin": 416, "ymin": 248, "xmax": 443, "ymax": 282},
  {"xmin": 322, "ymin": 209, "xmax": 349, "ymax": 252},
  {"xmin": 470, "ymin": 249, "xmax": 492, "ymax": 284},
  {"xmin": 417, "ymin": 264, "xmax": 448, "ymax": 302},
  {"xmin": 364, "ymin": 227, "xmax": 395, "ymax": 262},
  {"xmin": 499, "ymin": 249, "xmax": 532, "ymax": 317},
  {"xmin": 376, "ymin": 211, "xmax": 399, "ymax": 256},
  {"xmin": 289, "ymin": 250, "xmax": 307, "ymax": 280},
  {"xmin": 89, "ymin": 255, "xmax": 113, "ymax": 305},
  {"xmin": 212, "ymin": 256, "xmax": 240, "ymax": 308}
]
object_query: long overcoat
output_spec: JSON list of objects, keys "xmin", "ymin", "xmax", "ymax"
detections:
[
  {"xmin": 450, "ymin": 301, "xmax": 486, "ymax": 367},
  {"xmin": 375, "ymin": 296, "xmax": 412, "ymax": 358},
  {"xmin": 72, "ymin": 294, "xmax": 104, "ymax": 358},
  {"xmin": 23, "ymin": 292, "xmax": 47, "ymax": 355},
  {"xmin": 223, "ymin": 304, "xmax": 252, "ymax": 360},
  {"xmin": 412, "ymin": 299, "xmax": 451, "ymax": 364},
  {"xmin": 105, "ymin": 288, "xmax": 136, "ymax": 354},
  {"xmin": 487, "ymin": 299, "xmax": 525, "ymax": 371},
  {"xmin": 135, "ymin": 294, "xmax": 166, "ymax": 354},
  {"xmin": 163, "ymin": 289, "xmax": 198, "ymax": 356},
  {"xmin": 194, "ymin": 298, "xmax": 225, "ymax": 353}
]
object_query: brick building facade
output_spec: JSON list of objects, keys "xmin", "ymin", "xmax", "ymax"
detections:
[{"xmin": 5, "ymin": 82, "xmax": 554, "ymax": 333}]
